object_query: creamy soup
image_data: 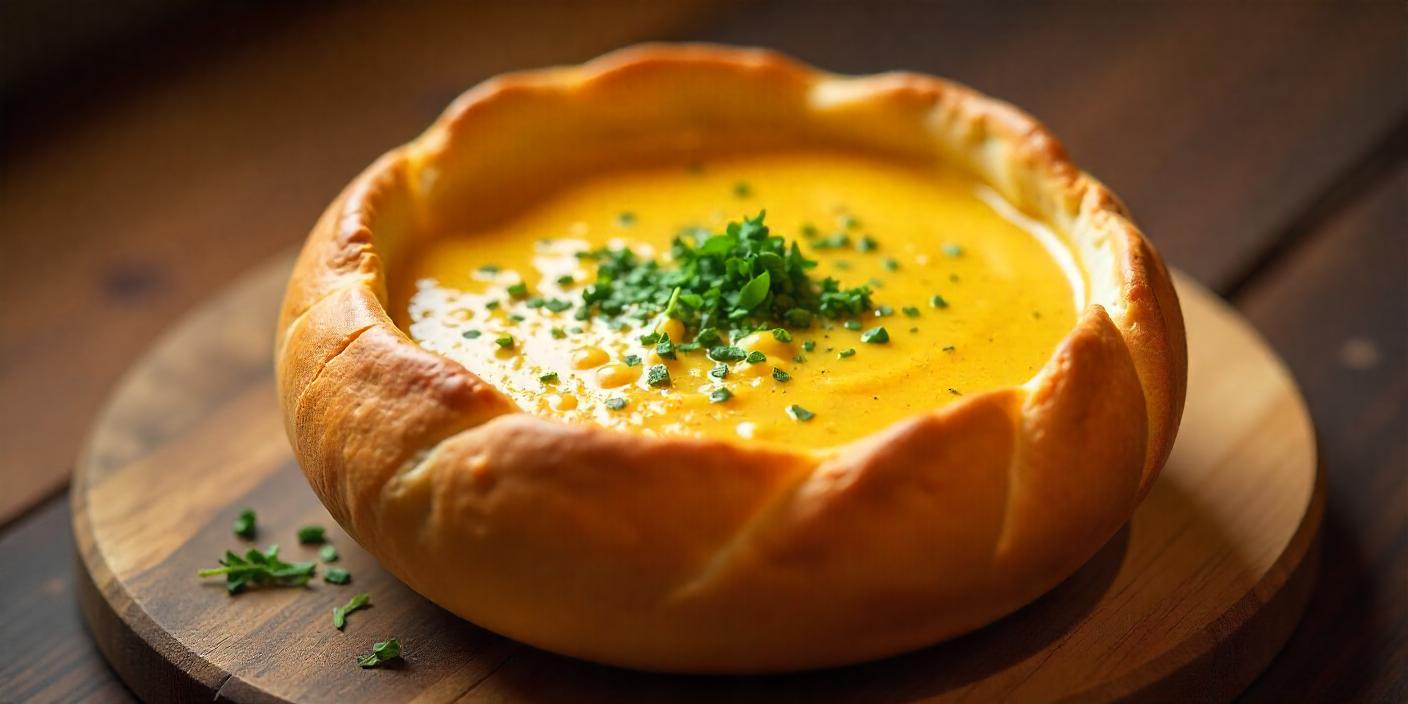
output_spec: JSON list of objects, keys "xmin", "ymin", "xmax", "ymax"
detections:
[{"xmin": 396, "ymin": 151, "xmax": 1083, "ymax": 448}]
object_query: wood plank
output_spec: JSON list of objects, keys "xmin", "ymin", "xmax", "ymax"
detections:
[
  {"xmin": 0, "ymin": 0, "xmax": 727, "ymax": 524},
  {"xmin": 0, "ymin": 499, "xmax": 136, "ymax": 703},
  {"xmin": 705, "ymin": 0, "xmax": 1406, "ymax": 291},
  {"xmin": 1236, "ymin": 164, "xmax": 1408, "ymax": 702}
]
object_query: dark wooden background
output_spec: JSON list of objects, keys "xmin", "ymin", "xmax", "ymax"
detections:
[{"xmin": 1, "ymin": 1, "xmax": 1403, "ymax": 701}]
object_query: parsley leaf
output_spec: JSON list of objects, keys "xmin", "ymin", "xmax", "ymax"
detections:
[
  {"xmin": 646, "ymin": 364, "xmax": 672, "ymax": 388},
  {"xmin": 605, "ymin": 398, "xmax": 627, "ymax": 410},
  {"xmin": 296, "ymin": 525, "xmax": 325, "ymax": 544},
  {"xmin": 786, "ymin": 405, "xmax": 816, "ymax": 422},
  {"xmin": 232, "ymin": 508, "xmax": 256, "ymax": 540},
  {"xmin": 319, "ymin": 544, "xmax": 339, "ymax": 562},
  {"xmin": 324, "ymin": 567, "xmax": 351, "ymax": 585},
  {"xmin": 709, "ymin": 387, "xmax": 732, "ymax": 404},
  {"xmin": 772, "ymin": 368, "xmax": 791, "ymax": 383},
  {"xmin": 357, "ymin": 637, "xmax": 402, "ymax": 668},
  {"xmin": 332, "ymin": 592, "xmax": 370, "ymax": 630}
]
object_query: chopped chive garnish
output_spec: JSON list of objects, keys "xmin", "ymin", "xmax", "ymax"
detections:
[
  {"xmin": 324, "ymin": 567, "xmax": 351, "ymax": 585},
  {"xmin": 605, "ymin": 397, "xmax": 627, "ymax": 410},
  {"xmin": 708, "ymin": 345, "xmax": 747, "ymax": 362},
  {"xmin": 332, "ymin": 592, "xmax": 370, "ymax": 630},
  {"xmin": 902, "ymin": 306, "xmax": 921, "ymax": 317},
  {"xmin": 539, "ymin": 371, "xmax": 559, "ymax": 384},
  {"xmin": 709, "ymin": 387, "xmax": 732, "ymax": 404},
  {"xmin": 745, "ymin": 351, "xmax": 766, "ymax": 364},
  {"xmin": 297, "ymin": 526, "xmax": 326, "ymax": 544},
  {"xmin": 838, "ymin": 347, "xmax": 857, "ymax": 358},
  {"xmin": 655, "ymin": 334, "xmax": 676, "ymax": 360},
  {"xmin": 930, "ymin": 294, "xmax": 949, "ymax": 309},
  {"xmin": 861, "ymin": 327, "xmax": 890, "ymax": 344},
  {"xmin": 786, "ymin": 404, "xmax": 816, "ymax": 422},
  {"xmin": 646, "ymin": 364, "xmax": 671, "ymax": 388},
  {"xmin": 772, "ymin": 368, "xmax": 791, "ymax": 383},
  {"xmin": 232, "ymin": 508, "xmax": 256, "ymax": 540}
]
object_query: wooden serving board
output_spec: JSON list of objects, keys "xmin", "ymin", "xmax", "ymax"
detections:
[{"xmin": 73, "ymin": 256, "xmax": 1321, "ymax": 703}]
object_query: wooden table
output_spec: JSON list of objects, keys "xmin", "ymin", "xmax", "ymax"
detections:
[{"xmin": 1, "ymin": 1, "xmax": 1403, "ymax": 700}]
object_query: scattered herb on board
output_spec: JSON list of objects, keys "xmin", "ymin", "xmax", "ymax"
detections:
[
  {"xmin": 198, "ymin": 545, "xmax": 316, "ymax": 594},
  {"xmin": 232, "ymin": 508, "xmax": 256, "ymax": 540},
  {"xmin": 357, "ymin": 638, "xmax": 403, "ymax": 668},
  {"xmin": 324, "ymin": 567, "xmax": 352, "ymax": 585},
  {"xmin": 297, "ymin": 525, "xmax": 326, "ymax": 544},
  {"xmin": 319, "ymin": 544, "xmax": 339, "ymax": 562},
  {"xmin": 333, "ymin": 593, "xmax": 370, "ymax": 630},
  {"xmin": 786, "ymin": 404, "xmax": 816, "ymax": 422}
]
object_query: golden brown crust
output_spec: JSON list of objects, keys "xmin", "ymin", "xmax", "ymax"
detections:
[{"xmin": 276, "ymin": 44, "xmax": 1186, "ymax": 672}]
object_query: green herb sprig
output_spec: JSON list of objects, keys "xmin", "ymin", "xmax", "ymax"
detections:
[{"xmin": 198, "ymin": 545, "xmax": 316, "ymax": 594}]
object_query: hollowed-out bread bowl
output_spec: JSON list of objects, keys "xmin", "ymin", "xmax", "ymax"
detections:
[{"xmin": 276, "ymin": 44, "xmax": 1185, "ymax": 673}]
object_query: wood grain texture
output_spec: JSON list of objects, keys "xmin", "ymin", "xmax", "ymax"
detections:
[
  {"xmin": 66, "ymin": 258, "xmax": 1319, "ymax": 702},
  {"xmin": 2, "ymin": 1, "xmax": 1403, "ymax": 527},
  {"xmin": 704, "ymin": 0, "xmax": 1407, "ymax": 291},
  {"xmin": 0, "ymin": 0, "xmax": 729, "ymax": 525},
  {"xmin": 1237, "ymin": 165, "xmax": 1408, "ymax": 703}
]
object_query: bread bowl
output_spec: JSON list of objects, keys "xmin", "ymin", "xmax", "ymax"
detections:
[{"xmin": 275, "ymin": 44, "xmax": 1186, "ymax": 673}]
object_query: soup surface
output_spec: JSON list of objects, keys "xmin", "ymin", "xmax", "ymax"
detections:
[{"xmin": 396, "ymin": 151, "xmax": 1082, "ymax": 448}]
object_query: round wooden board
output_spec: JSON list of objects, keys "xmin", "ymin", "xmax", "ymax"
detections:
[{"xmin": 73, "ymin": 256, "xmax": 1321, "ymax": 703}]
